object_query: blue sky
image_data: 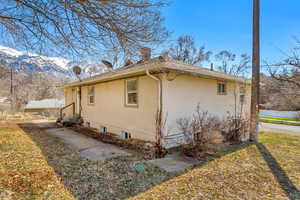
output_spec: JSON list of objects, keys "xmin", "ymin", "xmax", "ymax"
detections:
[{"xmin": 161, "ymin": 0, "xmax": 300, "ymax": 64}]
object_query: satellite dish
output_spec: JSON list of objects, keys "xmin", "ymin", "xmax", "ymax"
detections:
[
  {"xmin": 102, "ymin": 60, "xmax": 113, "ymax": 69},
  {"xmin": 124, "ymin": 59, "xmax": 134, "ymax": 66},
  {"xmin": 72, "ymin": 65, "xmax": 81, "ymax": 75}
]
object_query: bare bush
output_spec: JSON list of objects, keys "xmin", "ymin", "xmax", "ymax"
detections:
[
  {"xmin": 221, "ymin": 113, "xmax": 250, "ymax": 143},
  {"xmin": 177, "ymin": 104, "xmax": 220, "ymax": 150},
  {"xmin": 176, "ymin": 104, "xmax": 249, "ymax": 158}
]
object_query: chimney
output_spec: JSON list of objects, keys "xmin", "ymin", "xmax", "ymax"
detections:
[
  {"xmin": 140, "ymin": 47, "xmax": 151, "ymax": 61},
  {"xmin": 210, "ymin": 63, "xmax": 214, "ymax": 71}
]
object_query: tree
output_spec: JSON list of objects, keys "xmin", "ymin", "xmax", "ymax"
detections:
[
  {"xmin": 215, "ymin": 50, "xmax": 250, "ymax": 76},
  {"xmin": 260, "ymin": 74, "xmax": 300, "ymax": 111},
  {"xmin": 267, "ymin": 38, "xmax": 300, "ymax": 89},
  {"xmin": 164, "ymin": 35, "xmax": 212, "ymax": 65},
  {"xmin": 0, "ymin": 0, "xmax": 169, "ymax": 57}
]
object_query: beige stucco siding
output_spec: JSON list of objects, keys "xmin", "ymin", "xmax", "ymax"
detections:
[
  {"xmin": 77, "ymin": 75, "xmax": 158, "ymax": 141},
  {"xmin": 162, "ymin": 75, "xmax": 251, "ymax": 139},
  {"xmin": 64, "ymin": 71, "xmax": 250, "ymax": 147}
]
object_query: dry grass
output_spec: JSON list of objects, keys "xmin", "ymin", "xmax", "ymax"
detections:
[
  {"xmin": 132, "ymin": 132, "xmax": 300, "ymax": 200},
  {"xmin": 1, "ymin": 121, "xmax": 300, "ymax": 200},
  {"xmin": 0, "ymin": 121, "xmax": 172, "ymax": 200},
  {"xmin": 0, "ymin": 122, "xmax": 74, "ymax": 199}
]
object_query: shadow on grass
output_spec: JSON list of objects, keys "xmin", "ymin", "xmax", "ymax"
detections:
[
  {"xmin": 256, "ymin": 143, "xmax": 300, "ymax": 200},
  {"xmin": 17, "ymin": 122, "xmax": 256, "ymax": 199},
  {"xmin": 18, "ymin": 122, "xmax": 299, "ymax": 200}
]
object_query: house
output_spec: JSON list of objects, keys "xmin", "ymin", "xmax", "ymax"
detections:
[
  {"xmin": 62, "ymin": 55, "xmax": 251, "ymax": 148},
  {"xmin": 24, "ymin": 98, "xmax": 65, "ymax": 117},
  {"xmin": 0, "ymin": 97, "xmax": 10, "ymax": 111}
]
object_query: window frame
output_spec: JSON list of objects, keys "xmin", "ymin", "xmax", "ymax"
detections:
[
  {"xmin": 87, "ymin": 86, "xmax": 95, "ymax": 105},
  {"xmin": 217, "ymin": 81, "xmax": 227, "ymax": 95},
  {"xmin": 239, "ymin": 85, "xmax": 246, "ymax": 104},
  {"xmin": 125, "ymin": 78, "xmax": 138, "ymax": 107},
  {"xmin": 240, "ymin": 94, "xmax": 246, "ymax": 104}
]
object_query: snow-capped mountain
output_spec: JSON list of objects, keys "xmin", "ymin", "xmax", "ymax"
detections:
[
  {"xmin": 0, "ymin": 46, "xmax": 108, "ymax": 79},
  {"xmin": 0, "ymin": 45, "xmax": 73, "ymax": 77},
  {"xmin": 0, "ymin": 45, "xmax": 109, "ymax": 79}
]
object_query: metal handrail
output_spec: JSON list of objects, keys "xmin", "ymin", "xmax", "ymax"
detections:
[{"xmin": 59, "ymin": 102, "xmax": 75, "ymax": 120}]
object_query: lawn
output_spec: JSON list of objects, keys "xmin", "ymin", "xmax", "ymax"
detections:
[
  {"xmin": 0, "ymin": 122, "xmax": 74, "ymax": 199},
  {"xmin": 260, "ymin": 118, "xmax": 300, "ymax": 126},
  {"xmin": 1, "ymin": 121, "xmax": 300, "ymax": 200},
  {"xmin": 259, "ymin": 115, "xmax": 300, "ymax": 122},
  {"xmin": 0, "ymin": 122, "xmax": 172, "ymax": 199},
  {"xmin": 132, "ymin": 132, "xmax": 300, "ymax": 200}
]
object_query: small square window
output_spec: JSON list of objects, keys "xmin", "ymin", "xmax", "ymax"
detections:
[
  {"xmin": 87, "ymin": 86, "xmax": 95, "ymax": 104},
  {"xmin": 217, "ymin": 82, "xmax": 226, "ymax": 95},
  {"xmin": 240, "ymin": 86, "xmax": 246, "ymax": 94},
  {"xmin": 125, "ymin": 79, "xmax": 138, "ymax": 106},
  {"xmin": 100, "ymin": 126, "xmax": 107, "ymax": 133},
  {"xmin": 121, "ymin": 131, "xmax": 131, "ymax": 139},
  {"xmin": 240, "ymin": 94, "xmax": 245, "ymax": 104}
]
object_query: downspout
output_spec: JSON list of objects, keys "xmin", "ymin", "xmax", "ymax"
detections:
[
  {"xmin": 146, "ymin": 70, "xmax": 162, "ymax": 111},
  {"xmin": 146, "ymin": 70, "xmax": 163, "ymax": 148}
]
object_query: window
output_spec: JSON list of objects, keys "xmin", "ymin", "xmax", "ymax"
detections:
[
  {"xmin": 217, "ymin": 82, "xmax": 226, "ymax": 95},
  {"xmin": 240, "ymin": 86, "xmax": 246, "ymax": 104},
  {"xmin": 240, "ymin": 86, "xmax": 246, "ymax": 94},
  {"xmin": 87, "ymin": 86, "xmax": 95, "ymax": 104},
  {"xmin": 122, "ymin": 131, "xmax": 131, "ymax": 139},
  {"xmin": 125, "ymin": 79, "xmax": 138, "ymax": 106},
  {"xmin": 100, "ymin": 126, "xmax": 107, "ymax": 133},
  {"xmin": 240, "ymin": 94, "xmax": 245, "ymax": 104}
]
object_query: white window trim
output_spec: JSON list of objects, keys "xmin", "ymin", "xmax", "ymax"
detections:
[
  {"xmin": 87, "ymin": 86, "xmax": 95, "ymax": 105},
  {"xmin": 217, "ymin": 82, "xmax": 227, "ymax": 95},
  {"xmin": 125, "ymin": 79, "xmax": 138, "ymax": 107}
]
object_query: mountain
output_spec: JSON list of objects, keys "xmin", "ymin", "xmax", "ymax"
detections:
[{"xmin": 0, "ymin": 46, "xmax": 107, "ymax": 78}]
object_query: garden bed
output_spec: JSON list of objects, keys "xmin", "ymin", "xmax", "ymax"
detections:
[{"xmin": 68, "ymin": 125, "xmax": 167, "ymax": 159}]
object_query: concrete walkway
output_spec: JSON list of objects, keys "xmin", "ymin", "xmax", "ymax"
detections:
[
  {"xmin": 44, "ymin": 127, "xmax": 131, "ymax": 161},
  {"xmin": 260, "ymin": 122, "xmax": 300, "ymax": 136},
  {"xmin": 148, "ymin": 153, "xmax": 200, "ymax": 173}
]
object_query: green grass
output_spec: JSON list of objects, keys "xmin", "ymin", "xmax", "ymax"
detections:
[
  {"xmin": 259, "ymin": 115, "xmax": 300, "ymax": 122},
  {"xmin": 260, "ymin": 118, "xmax": 300, "ymax": 126},
  {"xmin": 132, "ymin": 131, "xmax": 300, "ymax": 200}
]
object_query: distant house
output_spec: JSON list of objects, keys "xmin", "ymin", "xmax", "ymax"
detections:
[
  {"xmin": 0, "ymin": 97, "xmax": 10, "ymax": 111},
  {"xmin": 24, "ymin": 98, "xmax": 64, "ymax": 117},
  {"xmin": 62, "ymin": 56, "xmax": 251, "ymax": 148}
]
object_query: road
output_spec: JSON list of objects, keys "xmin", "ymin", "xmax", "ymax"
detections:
[{"xmin": 259, "ymin": 122, "xmax": 300, "ymax": 136}]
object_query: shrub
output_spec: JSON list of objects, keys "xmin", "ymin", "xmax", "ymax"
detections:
[
  {"xmin": 176, "ymin": 104, "xmax": 249, "ymax": 158},
  {"xmin": 221, "ymin": 113, "xmax": 250, "ymax": 143},
  {"xmin": 176, "ymin": 104, "xmax": 221, "ymax": 157}
]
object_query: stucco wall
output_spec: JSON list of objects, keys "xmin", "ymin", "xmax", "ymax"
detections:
[
  {"xmin": 161, "ymin": 74, "xmax": 251, "ymax": 147},
  {"xmin": 75, "ymin": 76, "xmax": 159, "ymax": 141},
  {"xmin": 64, "ymin": 72, "xmax": 251, "ymax": 147}
]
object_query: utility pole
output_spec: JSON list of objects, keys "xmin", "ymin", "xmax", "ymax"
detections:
[
  {"xmin": 10, "ymin": 67, "xmax": 13, "ymax": 111},
  {"xmin": 249, "ymin": 0, "xmax": 260, "ymax": 141}
]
